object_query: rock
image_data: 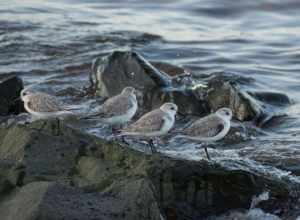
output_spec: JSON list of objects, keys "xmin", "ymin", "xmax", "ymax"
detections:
[
  {"xmin": 206, "ymin": 73, "xmax": 258, "ymax": 121},
  {"xmin": 90, "ymin": 51, "xmax": 290, "ymax": 125},
  {"xmin": 151, "ymin": 61, "xmax": 186, "ymax": 77},
  {"xmin": 90, "ymin": 50, "xmax": 156, "ymax": 97},
  {"xmin": 90, "ymin": 50, "xmax": 208, "ymax": 116},
  {"xmin": 213, "ymin": 208, "xmax": 282, "ymax": 220},
  {"xmin": 0, "ymin": 159, "xmax": 21, "ymax": 195},
  {"xmin": 205, "ymin": 72, "xmax": 290, "ymax": 126},
  {"xmin": 0, "ymin": 75, "xmax": 24, "ymax": 116},
  {"xmin": 0, "ymin": 119, "xmax": 98, "ymax": 184},
  {"xmin": 0, "ymin": 180, "xmax": 161, "ymax": 220},
  {"xmin": 0, "ymin": 120, "xmax": 299, "ymax": 219},
  {"xmin": 248, "ymin": 91, "xmax": 291, "ymax": 106}
]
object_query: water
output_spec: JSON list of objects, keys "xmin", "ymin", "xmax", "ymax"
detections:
[{"xmin": 1, "ymin": 0, "xmax": 300, "ymax": 217}]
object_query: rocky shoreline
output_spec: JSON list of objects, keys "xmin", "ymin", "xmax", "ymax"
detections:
[{"xmin": 0, "ymin": 51, "xmax": 300, "ymax": 219}]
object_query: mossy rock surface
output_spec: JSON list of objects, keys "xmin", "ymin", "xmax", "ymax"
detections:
[{"xmin": 0, "ymin": 120, "xmax": 299, "ymax": 219}]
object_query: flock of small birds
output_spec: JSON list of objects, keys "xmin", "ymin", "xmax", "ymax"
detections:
[{"xmin": 20, "ymin": 85, "xmax": 233, "ymax": 160}]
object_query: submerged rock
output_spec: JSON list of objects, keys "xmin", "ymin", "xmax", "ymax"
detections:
[
  {"xmin": 0, "ymin": 120, "xmax": 299, "ymax": 219},
  {"xmin": 0, "ymin": 75, "xmax": 24, "ymax": 116}
]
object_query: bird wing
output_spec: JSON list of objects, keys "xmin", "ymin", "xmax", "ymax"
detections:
[
  {"xmin": 183, "ymin": 114, "xmax": 224, "ymax": 138},
  {"xmin": 28, "ymin": 93, "xmax": 64, "ymax": 112},
  {"xmin": 92, "ymin": 94, "xmax": 133, "ymax": 118},
  {"xmin": 123, "ymin": 109, "xmax": 165, "ymax": 133}
]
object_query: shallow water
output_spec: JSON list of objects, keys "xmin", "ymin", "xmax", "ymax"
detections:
[{"xmin": 1, "ymin": 0, "xmax": 300, "ymax": 217}]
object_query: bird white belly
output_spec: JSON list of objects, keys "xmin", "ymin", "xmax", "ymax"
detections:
[{"xmin": 25, "ymin": 103, "xmax": 71, "ymax": 120}]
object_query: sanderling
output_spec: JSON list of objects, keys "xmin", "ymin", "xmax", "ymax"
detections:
[
  {"xmin": 120, "ymin": 102, "xmax": 178, "ymax": 152},
  {"xmin": 175, "ymin": 107, "xmax": 232, "ymax": 160},
  {"xmin": 21, "ymin": 88, "xmax": 74, "ymax": 134},
  {"xmin": 84, "ymin": 87, "xmax": 137, "ymax": 126}
]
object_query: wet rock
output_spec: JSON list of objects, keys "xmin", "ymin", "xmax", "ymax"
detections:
[
  {"xmin": 222, "ymin": 121, "xmax": 263, "ymax": 145},
  {"xmin": 248, "ymin": 91, "xmax": 291, "ymax": 106},
  {"xmin": 90, "ymin": 50, "xmax": 208, "ymax": 115},
  {"xmin": 0, "ymin": 120, "xmax": 299, "ymax": 219},
  {"xmin": 0, "ymin": 159, "xmax": 21, "ymax": 195},
  {"xmin": 206, "ymin": 73, "xmax": 258, "ymax": 121},
  {"xmin": 90, "ymin": 50, "xmax": 156, "ymax": 97},
  {"xmin": 205, "ymin": 72, "xmax": 290, "ymax": 126},
  {"xmin": 0, "ymin": 180, "xmax": 161, "ymax": 220},
  {"xmin": 90, "ymin": 51, "xmax": 291, "ymax": 125},
  {"xmin": 0, "ymin": 119, "xmax": 98, "ymax": 184},
  {"xmin": 212, "ymin": 208, "xmax": 282, "ymax": 220},
  {"xmin": 151, "ymin": 61, "xmax": 186, "ymax": 77},
  {"xmin": 0, "ymin": 75, "xmax": 24, "ymax": 115},
  {"xmin": 77, "ymin": 137, "xmax": 300, "ymax": 219}
]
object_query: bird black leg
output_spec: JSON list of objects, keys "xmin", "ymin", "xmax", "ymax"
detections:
[
  {"xmin": 204, "ymin": 147, "xmax": 210, "ymax": 160},
  {"xmin": 149, "ymin": 139, "xmax": 157, "ymax": 153},
  {"xmin": 120, "ymin": 136, "xmax": 130, "ymax": 145},
  {"xmin": 54, "ymin": 118, "xmax": 61, "ymax": 136},
  {"xmin": 56, "ymin": 118, "xmax": 61, "ymax": 136},
  {"xmin": 38, "ymin": 121, "xmax": 47, "ymax": 133}
]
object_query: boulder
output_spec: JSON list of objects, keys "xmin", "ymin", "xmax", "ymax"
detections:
[
  {"xmin": 0, "ymin": 75, "xmax": 24, "ymax": 116},
  {"xmin": 0, "ymin": 120, "xmax": 299, "ymax": 219},
  {"xmin": 0, "ymin": 180, "xmax": 161, "ymax": 220},
  {"xmin": 89, "ymin": 51, "xmax": 290, "ymax": 125},
  {"xmin": 0, "ymin": 119, "xmax": 98, "ymax": 184},
  {"xmin": 90, "ymin": 50, "xmax": 209, "ymax": 116},
  {"xmin": 0, "ymin": 159, "xmax": 21, "ymax": 195},
  {"xmin": 204, "ymin": 72, "xmax": 290, "ymax": 126}
]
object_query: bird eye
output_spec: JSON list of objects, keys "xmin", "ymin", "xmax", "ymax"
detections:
[
  {"xmin": 170, "ymin": 107, "xmax": 175, "ymax": 110},
  {"xmin": 226, "ymin": 112, "xmax": 230, "ymax": 115}
]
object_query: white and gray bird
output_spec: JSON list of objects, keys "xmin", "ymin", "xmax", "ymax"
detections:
[
  {"xmin": 21, "ymin": 89, "xmax": 73, "ymax": 120},
  {"xmin": 20, "ymin": 88, "xmax": 74, "ymax": 135},
  {"xmin": 84, "ymin": 87, "xmax": 138, "ymax": 126},
  {"xmin": 120, "ymin": 102, "xmax": 178, "ymax": 152},
  {"xmin": 175, "ymin": 107, "xmax": 233, "ymax": 160}
]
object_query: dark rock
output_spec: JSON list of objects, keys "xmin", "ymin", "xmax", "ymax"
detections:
[
  {"xmin": 151, "ymin": 61, "xmax": 185, "ymax": 77},
  {"xmin": 90, "ymin": 50, "xmax": 208, "ymax": 116},
  {"xmin": 90, "ymin": 51, "xmax": 291, "ymax": 125},
  {"xmin": 0, "ymin": 159, "xmax": 21, "ymax": 195},
  {"xmin": 0, "ymin": 120, "xmax": 98, "ymax": 184},
  {"xmin": 0, "ymin": 121, "xmax": 299, "ymax": 219},
  {"xmin": 206, "ymin": 73, "xmax": 258, "ymax": 121},
  {"xmin": 205, "ymin": 72, "xmax": 290, "ymax": 126},
  {"xmin": 248, "ymin": 91, "xmax": 291, "ymax": 106},
  {"xmin": 90, "ymin": 51, "xmax": 156, "ymax": 97},
  {"xmin": 81, "ymin": 139, "xmax": 300, "ymax": 219},
  {"xmin": 0, "ymin": 75, "xmax": 24, "ymax": 116},
  {"xmin": 0, "ymin": 180, "xmax": 161, "ymax": 220}
]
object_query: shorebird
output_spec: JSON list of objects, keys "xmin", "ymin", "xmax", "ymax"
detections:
[
  {"xmin": 120, "ymin": 102, "xmax": 178, "ymax": 153},
  {"xmin": 175, "ymin": 107, "xmax": 233, "ymax": 160},
  {"xmin": 83, "ymin": 87, "xmax": 137, "ymax": 128},
  {"xmin": 20, "ymin": 88, "xmax": 74, "ymax": 134}
]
